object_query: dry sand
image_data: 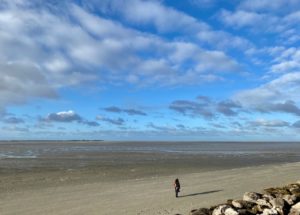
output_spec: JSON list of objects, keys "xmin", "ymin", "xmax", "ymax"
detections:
[{"xmin": 1, "ymin": 162, "xmax": 300, "ymax": 215}]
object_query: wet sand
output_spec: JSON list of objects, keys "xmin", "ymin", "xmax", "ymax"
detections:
[
  {"xmin": 1, "ymin": 162, "xmax": 300, "ymax": 215},
  {"xmin": 1, "ymin": 141, "xmax": 300, "ymax": 214}
]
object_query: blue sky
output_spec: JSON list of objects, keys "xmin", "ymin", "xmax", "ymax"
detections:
[{"xmin": 1, "ymin": 0, "xmax": 300, "ymax": 140}]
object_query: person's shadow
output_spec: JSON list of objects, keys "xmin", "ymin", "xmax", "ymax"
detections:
[{"xmin": 179, "ymin": 189, "xmax": 223, "ymax": 198}]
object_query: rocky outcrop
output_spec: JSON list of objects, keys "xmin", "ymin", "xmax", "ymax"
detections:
[{"xmin": 185, "ymin": 181, "xmax": 300, "ymax": 215}]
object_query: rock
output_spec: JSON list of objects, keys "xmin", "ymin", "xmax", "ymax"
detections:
[
  {"xmin": 231, "ymin": 200, "xmax": 244, "ymax": 209},
  {"xmin": 271, "ymin": 198, "xmax": 289, "ymax": 215},
  {"xmin": 258, "ymin": 204, "xmax": 272, "ymax": 213},
  {"xmin": 247, "ymin": 205, "xmax": 260, "ymax": 214},
  {"xmin": 212, "ymin": 205, "xmax": 230, "ymax": 215},
  {"xmin": 209, "ymin": 205, "xmax": 218, "ymax": 211},
  {"xmin": 257, "ymin": 198, "xmax": 272, "ymax": 208},
  {"xmin": 291, "ymin": 202, "xmax": 300, "ymax": 210},
  {"xmin": 231, "ymin": 200, "xmax": 256, "ymax": 209},
  {"xmin": 283, "ymin": 194, "xmax": 296, "ymax": 205},
  {"xmin": 285, "ymin": 184, "xmax": 300, "ymax": 190},
  {"xmin": 293, "ymin": 193, "xmax": 300, "ymax": 202},
  {"xmin": 291, "ymin": 188, "xmax": 300, "ymax": 195},
  {"xmin": 264, "ymin": 187, "xmax": 291, "ymax": 197},
  {"xmin": 224, "ymin": 207, "xmax": 238, "ymax": 215},
  {"xmin": 236, "ymin": 209, "xmax": 251, "ymax": 215},
  {"xmin": 285, "ymin": 184, "xmax": 300, "ymax": 195},
  {"xmin": 227, "ymin": 199, "xmax": 233, "ymax": 205},
  {"xmin": 262, "ymin": 208, "xmax": 279, "ymax": 215},
  {"xmin": 289, "ymin": 202, "xmax": 300, "ymax": 215},
  {"xmin": 289, "ymin": 209, "xmax": 300, "ymax": 215},
  {"xmin": 263, "ymin": 194, "xmax": 276, "ymax": 202},
  {"xmin": 187, "ymin": 181, "xmax": 300, "ymax": 215},
  {"xmin": 243, "ymin": 192, "xmax": 262, "ymax": 203},
  {"xmin": 189, "ymin": 208, "xmax": 211, "ymax": 215},
  {"xmin": 270, "ymin": 197, "xmax": 286, "ymax": 208}
]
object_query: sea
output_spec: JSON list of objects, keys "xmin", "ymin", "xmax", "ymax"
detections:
[{"xmin": 1, "ymin": 141, "xmax": 300, "ymax": 173}]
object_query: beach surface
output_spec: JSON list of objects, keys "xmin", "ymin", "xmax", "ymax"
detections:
[{"xmin": 1, "ymin": 161, "xmax": 300, "ymax": 215}]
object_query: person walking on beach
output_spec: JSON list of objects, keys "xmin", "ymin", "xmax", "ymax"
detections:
[{"xmin": 174, "ymin": 178, "xmax": 180, "ymax": 198}]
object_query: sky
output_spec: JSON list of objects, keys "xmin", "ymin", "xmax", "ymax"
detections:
[{"xmin": 1, "ymin": 0, "xmax": 300, "ymax": 141}]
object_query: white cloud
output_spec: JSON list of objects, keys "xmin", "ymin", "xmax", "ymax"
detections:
[
  {"xmin": 95, "ymin": 0, "xmax": 210, "ymax": 33},
  {"xmin": 219, "ymin": 10, "xmax": 279, "ymax": 31},
  {"xmin": 249, "ymin": 119, "xmax": 289, "ymax": 127},
  {"xmin": 0, "ymin": 62, "xmax": 57, "ymax": 108},
  {"xmin": 234, "ymin": 72, "xmax": 300, "ymax": 114},
  {"xmin": 238, "ymin": 0, "xmax": 300, "ymax": 12},
  {"xmin": 0, "ymin": 0, "xmax": 246, "ymax": 110},
  {"xmin": 271, "ymin": 48, "xmax": 300, "ymax": 73},
  {"xmin": 93, "ymin": 0, "xmax": 252, "ymax": 50},
  {"xmin": 45, "ymin": 110, "xmax": 82, "ymax": 122},
  {"xmin": 42, "ymin": 110, "xmax": 99, "ymax": 127}
]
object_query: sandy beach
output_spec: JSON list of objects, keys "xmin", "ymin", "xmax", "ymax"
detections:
[{"xmin": 1, "ymin": 161, "xmax": 300, "ymax": 215}]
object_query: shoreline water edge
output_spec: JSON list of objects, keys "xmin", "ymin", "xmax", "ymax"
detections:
[{"xmin": 1, "ymin": 141, "xmax": 300, "ymax": 214}]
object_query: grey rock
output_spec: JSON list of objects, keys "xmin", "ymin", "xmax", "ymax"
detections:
[
  {"xmin": 249, "ymin": 205, "xmax": 260, "ymax": 214},
  {"xmin": 258, "ymin": 204, "xmax": 272, "ymax": 213},
  {"xmin": 283, "ymin": 195, "xmax": 296, "ymax": 206},
  {"xmin": 262, "ymin": 208, "xmax": 279, "ymax": 215},
  {"xmin": 224, "ymin": 207, "xmax": 238, "ymax": 215},
  {"xmin": 231, "ymin": 200, "xmax": 244, "ymax": 209},
  {"xmin": 236, "ymin": 209, "xmax": 252, "ymax": 215},
  {"xmin": 212, "ymin": 205, "xmax": 230, "ymax": 215},
  {"xmin": 257, "ymin": 198, "xmax": 272, "ymax": 208},
  {"xmin": 270, "ymin": 197, "xmax": 285, "ymax": 208},
  {"xmin": 264, "ymin": 188, "xmax": 291, "ymax": 197},
  {"xmin": 289, "ymin": 202, "xmax": 300, "ymax": 215},
  {"xmin": 231, "ymin": 200, "xmax": 256, "ymax": 209},
  {"xmin": 243, "ymin": 192, "xmax": 262, "ymax": 203},
  {"xmin": 291, "ymin": 202, "xmax": 300, "ymax": 210}
]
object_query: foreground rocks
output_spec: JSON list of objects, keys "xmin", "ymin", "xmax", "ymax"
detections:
[{"xmin": 183, "ymin": 181, "xmax": 300, "ymax": 215}]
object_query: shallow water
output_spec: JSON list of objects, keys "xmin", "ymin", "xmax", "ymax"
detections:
[
  {"xmin": 1, "ymin": 141, "xmax": 300, "ymax": 173},
  {"xmin": 1, "ymin": 141, "xmax": 300, "ymax": 157}
]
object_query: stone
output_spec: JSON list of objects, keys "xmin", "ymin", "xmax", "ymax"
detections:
[
  {"xmin": 288, "ymin": 202, "xmax": 300, "ymax": 215},
  {"xmin": 243, "ymin": 192, "xmax": 262, "ymax": 203},
  {"xmin": 289, "ymin": 209, "xmax": 300, "ymax": 215},
  {"xmin": 224, "ymin": 207, "xmax": 238, "ymax": 215},
  {"xmin": 257, "ymin": 198, "xmax": 272, "ymax": 208},
  {"xmin": 231, "ymin": 200, "xmax": 256, "ymax": 209},
  {"xmin": 283, "ymin": 194, "xmax": 296, "ymax": 205},
  {"xmin": 247, "ymin": 205, "xmax": 260, "ymax": 214},
  {"xmin": 262, "ymin": 208, "xmax": 279, "ymax": 215},
  {"xmin": 292, "ymin": 202, "xmax": 300, "ymax": 210},
  {"xmin": 258, "ymin": 204, "xmax": 272, "ymax": 213},
  {"xmin": 227, "ymin": 199, "xmax": 233, "ymax": 205},
  {"xmin": 212, "ymin": 205, "xmax": 230, "ymax": 215},
  {"xmin": 291, "ymin": 189, "xmax": 300, "ymax": 195},
  {"xmin": 236, "ymin": 209, "xmax": 252, "ymax": 215},
  {"xmin": 231, "ymin": 200, "xmax": 244, "ymax": 209},
  {"xmin": 263, "ymin": 194, "xmax": 276, "ymax": 202},
  {"xmin": 224, "ymin": 207, "xmax": 239, "ymax": 215},
  {"xmin": 187, "ymin": 181, "xmax": 300, "ymax": 215},
  {"xmin": 270, "ymin": 197, "xmax": 286, "ymax": 208},
  {"xmin": 189, "ymin": 208, "xmax": 211, "ymax": 215},
  {"xmin": 264, "ymin": 187, "xmax": 291, "ymax": 197},
  {"xmin": 285, "ymin": 184, "xmax": 300, "ymax": 190},
  {"xmin": 293, "ymin": 193, "xmax": 300, "ymax": 202}
]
